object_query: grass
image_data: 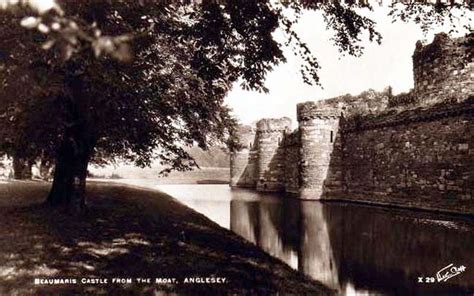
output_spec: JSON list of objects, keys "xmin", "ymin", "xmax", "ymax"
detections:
[
  {"xmin": 0, "ymin": 180, "xmax": 333, "ymax": 295},
  {"xmin": 88, "ymin": 165, "xmax": 230, "ymax": 184}
]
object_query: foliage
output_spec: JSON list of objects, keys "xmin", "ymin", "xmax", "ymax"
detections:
[
  {"xmin": 388, "ymin": 0, "xmax": 472, "ymax": 35},
  {"xmin": 388, "ymin": 91, "xmax": 417, "ymax": 108},
  {"xmin": 0, "ymin": 0, "xmax": 469, "ymax": 176}
]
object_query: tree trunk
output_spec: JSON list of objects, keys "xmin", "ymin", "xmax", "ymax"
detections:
[
  {"xmin": 47, "ymin": 128, "xmax": 93, "ymax": 212},
  {"xmin": 13, "ymin": 156, "xmax": 32, "ymax": 180},
  {"xmin": 47, "ymin": 77, "xmax": 96, "ymax": 213},
  {"xmin": 38, "ymin": 159, "xmax": 53, "ymax": 181}
]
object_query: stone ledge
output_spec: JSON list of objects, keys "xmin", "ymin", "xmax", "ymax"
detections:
[
  {"xmin": 342, "ymin": 101, "xmax": 474, "ymax": 133},
  {"xmin": 319, "ymin": 194, "xmax": 474, "ymax": 217}
]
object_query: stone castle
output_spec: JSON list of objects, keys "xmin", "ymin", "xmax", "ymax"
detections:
[{"xmin": 230, "ymin": 33, "xmax": 474, "ymax": 215}]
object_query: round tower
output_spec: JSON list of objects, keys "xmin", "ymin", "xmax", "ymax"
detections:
[
  {"xmin": 297, "ymin": 102, "xmax": 341, "ymax": 200},
  {"xmin": 230, "ymin": 125, "xmax": 257, "ymax": 188},
  {"xmin": 255, "ymin": 117, "xmax": 291, "ymax": 192}
]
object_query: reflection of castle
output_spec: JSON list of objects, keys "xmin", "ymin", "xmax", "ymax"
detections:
[
  {"xmin": 229, "ymin": 196, "xmax": 474, "ymax": 294},
  {"xmin": 230, "ymin": 33, "xmax": 474, "ymax": 214},
  {"xmin": 230, "ymin": 198, "xmax": 339, "ymax": 289}
]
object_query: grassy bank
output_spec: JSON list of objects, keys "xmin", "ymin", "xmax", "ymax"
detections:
[
  {"xmin": 0, "ymin": 180, "xmax": 332, "ymax": 295},
  {"xmin": 88, "ymin": 166, "xmax": 230, "ymax": 184}
]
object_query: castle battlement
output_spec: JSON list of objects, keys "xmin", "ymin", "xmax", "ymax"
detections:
[
  {"xmin": 413, "ymin": 32, "xmax": 473, "ymax": 104},
  {"xmin": 297, "ymin": 102, "xmax": 340, "ymax": 121},
  {"xmin": 229, "ymin": 33, "xmax": 473, "ymax": 214},
  {"xmin": 256, "ymin": 117, "xmax": 292, "ymax": 133},
  {"xmin": 233, "ymin": 125, "xmax": 256, "ymax": 150}
]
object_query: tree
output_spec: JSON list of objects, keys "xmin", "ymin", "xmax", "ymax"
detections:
[{"xmin": 0, "ymin": 0, "xmax": 469, "ymax": 212}]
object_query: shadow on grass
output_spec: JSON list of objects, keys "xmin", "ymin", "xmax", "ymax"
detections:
[{"xmin": 0, "ymin": 181, "xmax": 332, "ymax": 296}]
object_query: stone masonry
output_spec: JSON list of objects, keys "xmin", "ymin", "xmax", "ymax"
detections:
[
  {"xmin": 297, "ymin": 103, "xmax": 341, "ymax": 199},
  {"xmin": 229, "ymin": 125, "xmax": 257, "ymax": 188},
  {"xmin": 255, "ymin": 118, "xmax": 292, "ymax": 192},
  {"xmin": 230, "ymin": 33, "xmax": 474, "ymax": 215},
  {"xmin": 413, "ymin": 32, "xmax": 473, "ymax": 105}
]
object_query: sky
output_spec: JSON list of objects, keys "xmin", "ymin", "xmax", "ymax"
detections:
[
  {"xmin": 224, "ymin": 5, "xmax": 472, "ymax": 126},
  {"xmin": 10, "ymin": 0, "xmax": 472, "ymax": 127}
]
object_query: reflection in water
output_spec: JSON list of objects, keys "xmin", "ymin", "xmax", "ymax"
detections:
[
  {"xmin": 230, "ymin": 200, "xmax": 258, "ymax": 244},
  {"xmin": 155, "ymin": 184, "xmax": 232, "ymax": 228},
  {"xmin": 299, "ymin": 201, "xmax": 339, "ymax": 290},
  {"xmin": 156, "ymin": 184, "xmax": 474, "ymax": 295}
]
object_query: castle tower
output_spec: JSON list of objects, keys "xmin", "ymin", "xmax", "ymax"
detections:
[
  {"xmin": 230, "ymin": 125, "xmax": 257, "ymax": 188},
  {"xmin": 297, "ymin": 102, "xmax": 341, "ymax": 200},
  {"xmin": 413, "ymin": 32, "xmax": 473, "ymax": 105},
  {"xmin": 255, "ymin": 117, "xmax": 291, "ymax": 192}
]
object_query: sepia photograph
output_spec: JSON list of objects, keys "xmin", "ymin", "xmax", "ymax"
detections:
[{"xmin": 0, "ymin": 0, "xmax": 472, "ymax": 295}]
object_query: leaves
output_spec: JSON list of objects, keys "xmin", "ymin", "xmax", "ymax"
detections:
[
  {"xmin": 388, "ymin": 1, "xmax": 472, "ymax": 35},
  {"xmin": 0, "ymin": 0, "xmax": 470, "ymax": 174},
  {"xmin": 20, "ymin": 16, "xmax": 40, "ymax": 28},
  {"xmin": 91, "ymin": 35, "xmax": 133, "ymax": 62},
  {"xmin": 323, "ymin": 2, "xmax": 382, "ymax": 57}
]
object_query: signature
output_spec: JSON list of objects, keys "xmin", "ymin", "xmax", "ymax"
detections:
[{"xmin": 436, "ymin": 264, "xmax": 466, "ymax": 282}]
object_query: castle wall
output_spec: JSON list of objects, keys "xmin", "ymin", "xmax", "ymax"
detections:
[
  {"xmin": 331, "ymin": 102, "xmax": 474, "ymax": 214},
  {"xmin": 413, "ymin": 33, "xmax": 473, "ymax": 105},
  {"xmin": 230, "ymin": 103, "xmax": 473, "ymax": 214},
  {"xmin": 230, "ymin": 125, "xmax": 257, "ymax": 187},
  {"xmin": 229, "ymin": 33, "xmax": 473, "ymax": 214},
  {"xmin": 316, "ymin": 89, "xmax": 390, "ymax": 117},
  {"xmin": 283, "ymin": 130, "xmax": 300, "ymax": 194},
  {"xmin": 255, "ymin": 118, "xmax": 291, "ymax": 192}
]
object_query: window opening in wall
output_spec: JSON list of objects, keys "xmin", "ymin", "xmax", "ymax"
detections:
[{"xmin": 330, "ymin": 131, "xmax": 334, "ymax": 143}]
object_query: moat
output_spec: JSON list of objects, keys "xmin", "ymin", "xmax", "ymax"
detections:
[{"xmin": 156, "ymin": 184, "xmax": 473, "ymax": 295}]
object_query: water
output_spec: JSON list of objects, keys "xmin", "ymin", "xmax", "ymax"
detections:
[{"xmin": 152, "ymin": 184, "xmax": 473, "ymax": 295}]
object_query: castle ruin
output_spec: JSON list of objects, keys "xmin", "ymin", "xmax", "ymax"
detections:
[{"xmin": 230, "ymin": 33, "xmax": 474, "ymax": 215}]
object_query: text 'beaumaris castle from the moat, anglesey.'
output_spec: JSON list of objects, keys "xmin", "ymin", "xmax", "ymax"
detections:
[{"xmin": 230, "ymin": 32, "xmax": 473, "ymax": 215}]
